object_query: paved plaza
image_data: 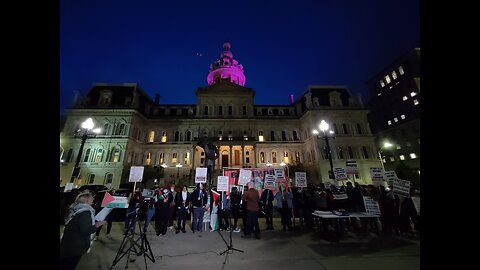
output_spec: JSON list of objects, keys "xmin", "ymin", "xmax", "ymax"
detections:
[{"xmin": 62, "ymin": 218, "xmax": 420, "ymax": 270}]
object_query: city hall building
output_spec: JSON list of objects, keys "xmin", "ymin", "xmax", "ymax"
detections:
[{"xmin": 60, "ymin": 42, "xmax": 381, "ymax": 189}]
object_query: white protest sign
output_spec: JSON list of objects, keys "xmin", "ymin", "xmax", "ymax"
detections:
[
  {"xmin": 370, "ymin": 167, "xmax": 385, "ymax": 186},
  {"xmin": 384, "ymin": 171, "xmax": 398, "ymax": 186},
  {"xmin": 345, "ymin": 160, "xmax": 358, "ymax": 174},
  {"xmin": 238, "ymin": 169, "xmax": 252, "ymax": 185},
  {"xmin": 393, "ymin": 178, "xmax": 411, "ymax": 198},
  {"xmin": 129, "ymin": 166, "xmax": 145, "ymax": 182},
  {"xmin": 295, "ymin": 172, "xmax": 307, "ymax": 187},
  {"xmin": 64, "ymin": 182, "xmax": 74, "ymax": 192},
  {"xmin": 264, "ymin": 174, "xmax": 276, "ymax": 190},
  {"xmin": 412, "ymin": 196, "xmax": 420, "ymax": 215},
  {"xmin": 274, "ymin": 168, "xmax": 285, "ymax": 180},
  {"xmin": 362, "ymin": 196, "xmax": 381, "ymax": 215},
  {"xmin": 95, "ymin": 207, "xmax": 113, "ymax": 221},
  {"xmin": 334, "ymin": 167, "xmax": 348, "ymax": 181},
  {"xmin": 217, "ymin": 176, "xmax": 229, "ymax": 192},
  {"xmin": 332, "ymin": 192, "xmax": 348, "ymax": 200},
  {"xmin": 195, "ymin": 167, "xmax": 208, "ymax": 183}
]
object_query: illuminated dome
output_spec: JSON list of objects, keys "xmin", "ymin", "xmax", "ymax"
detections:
[{"xmin": 207, "ymin": 42, "xmax": 246, "ymax": 86}]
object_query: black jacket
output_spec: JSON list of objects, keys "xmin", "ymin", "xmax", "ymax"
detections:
[{"xmin": 60, "ymin": 211, "xmax": 96, "ymax": 258}]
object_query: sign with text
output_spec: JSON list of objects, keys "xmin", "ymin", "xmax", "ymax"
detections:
[
  {"xmin": 129, "ymin": 166, "xmax": 145, "ymax": 182},
  {"xmin": 345, "ymin": 160, "xmax": 358, "ymax": 174},
  {"xmin": 264, "ymin": 174, "xmax": 276, "ymax": 190},
  {"xmin": 295, "ymin": 172, "xmax": 307, "ymax": 187},
  {"xmin": 370, "ymin": 167, "xmax": 385, "ymax": 186},
  {"xmin": 384, "ymin": 171, "xmax": 398, "ymax": 186},
  {"xmin": 332, "ymin": 192, "xmax": 348, "ymax": 200},
  {"xmin": 238, "ymin": 169, "xmax": 252, "ymax": 185},
  {"xmin": 64, "ymin": 183, "xmax": 74, "ymax": 192},
  {"xmin": 334, "ymin": 167, "xmax": 348, "ymax": 181},
  {"xmin": 393, "ymin": 178, "xmax": 411, "ymax": 198},
  {"xmin": 195, "ymin": 167, "xmax": 208, "ymax": 183},
  {"xmin": 274, "ymin": 168, "xmax": 285, "ymax": 180},
  {"xmin": 217, "ymin": 176, "xmax": 229, "ymax": 192},
  {"xmin": 362, "ymin": 196, "xmax": 381, "ymax": 215}
]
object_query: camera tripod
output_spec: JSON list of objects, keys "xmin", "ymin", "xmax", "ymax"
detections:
[{"xmin": 110, "ymin": 212, "xmax": 155, "ymax": 270}]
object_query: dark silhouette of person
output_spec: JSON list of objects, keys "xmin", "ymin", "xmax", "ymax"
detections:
[{"xmin": 197, "ymin": 137, "xmax": 219, "ymax": 186}]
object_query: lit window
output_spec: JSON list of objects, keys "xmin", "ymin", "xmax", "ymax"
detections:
[
  {"xmin": 390, "ymin": 156, "xmax": 395, "ymax": 162},
  {"xmin": 399, "ymin": 155, "xmax": 405, "ymax": 160},
  {"xmin": 410, "ymin": 92, "xmax": 417, "ymax": 97},
  {"xmin": 146, "ymin": 152, "xmax": 152, "ymax": 166},
  {"xmin": 378, "ymin": 93, "xmax": 382, "ymax": 96},
  {"xmin": 380, "ymin": 80, "xmax": 385, "ymax": 87},
  {"xmin": 184, "ymin": 152, "xmax": 190, "ymax": 165},
  {"xmin": 413, "ymin": 99, "xmax": 419, "ymax": 105},
  {"xmin": 385, "ymin": 75, "xmax": 391, "ymax": 84},
  {"xmin": 162, "ymin": 131, "xmax": 167, "ymax": 142},
  {"xmin": 394, "ymin": 117, "xmax": 398, "ymax": 122},
  {"xmin": 418, "ymin": 170, "xmax": 421, "ymax": 175},
  {"xmin": 392, "ymin": 70, "xmax": 397, "ymax": 80},
  {"xmin": 410, "ymin": 153, "xmax": 417, "ymax": 159},
  {"xmin": 388, "ymin": 120, "xmax": 392, "ymax": 125},
  {"xmin": 258, "ymin": 131, "xmax": 264, "ymax": 142},
  {"xmin": 403, "ymin": 96, "xmax": 408, "ymax": 101},
  {"xmin": 401, "ymin": 114, "xmax": 406, "ymax": 119},
  {"xmin": 172, "ymin": 153, "xmax": 177, "ymax": 164},
  {"xmin": 398, "ymin": 66, "xmax": 404, "ymax": 75},
  {"xmin": 148, "ymin": 131, "xmax": 155, "ymax": 142},
  {"xmin": 396, "ymin": 145, "xmax": 402, "ymax": 150},
  {"xmin": 283, "ymin": 151, "xmax": 289, "ymax": 163}
]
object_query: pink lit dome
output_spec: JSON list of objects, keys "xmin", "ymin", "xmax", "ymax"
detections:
[{"xmin": 207, "ymin": 42, "xmax": 246, "ymax": 86}]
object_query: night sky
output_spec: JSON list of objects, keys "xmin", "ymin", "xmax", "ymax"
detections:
[{"xmin": 60, "ymin": 0, "xmax": 419, "ymax": 115}]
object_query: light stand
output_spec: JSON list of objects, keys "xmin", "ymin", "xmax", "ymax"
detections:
[
  {"xmin": 218, "ymin": 192, "xmax": 244, "ymax": 256},
  {"xmin": 110, "ymin": 210, "xmax": 155, "ymax": 270}
]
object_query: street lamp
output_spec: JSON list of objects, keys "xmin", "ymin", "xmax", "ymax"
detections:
[
  {"xmin": 70, "ymin": 118, "xmax": 101, "ymax": 183},
  {"xmin": 312, "ymin": 120, "xmax": 335, "ymax": 180},
  {"xmin": 176, "ymin": 163, "xmax": 183, "ymax": 179},
  {"xmin": 378, "ymin": 141, "xmax": 393, "ymax": 172}
]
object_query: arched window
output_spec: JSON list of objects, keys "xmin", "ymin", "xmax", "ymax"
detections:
[
  {"xmin": 145, "ymin": 152, "xmax": 151, "ymax": 165},
  {"xmin": 293, "ymin": 130, "xmax": 299, "ymax": 141},
  {"xmin": 159, "ymin": 153, "xmax": 165, "ymax": 164},
  {"xmin": 228, "ymin": 105, "xmax": 233, "ymax": 115},
  {"xmin": 172, "ymin": 153, "xmax": 178, "ymax": 164},
  {"xmin": 218, "ymin": 106, "xmax": 223, "ymax": 116},
  {"xmin": 342, "ymin": 124, "xmax": 348, "ymax": 134},
  {"xmin": 338, "ymin": 147, "xmax": 344, "ymax": 159},
  {"xmin": 356, "ymin": 123, "xmax": 362, "ymax": 134},
  {"xmin": 204, "ymin": 106, "xmax": 209, "ymax": 115},
  {"xmin": 272, "ymin": 152, "xmax": 277, "ymax": 163},
  {"xmin": 283, "ymin": 151, "xmax": 289, "ymax": 163},
  {"xmin": 174, "ymin": 131, "xmax": 180, "ymax": 142},
  {"xmin": 95, "ymin": 148, "xmax": 103, "ymax": 162},
  {"xmin": 105, "ymin": 173, "xmax": 113, "ymax": 186},
  {"xmin": 66, "ymin": 149, "xmax": 73, "ymax": 162},
  {"xmin": 103, "ymin": 123, "xmax": 110, "ymax": 135},
  {"xmin": 162, "ymin": 131, "xmax": 167, "ymax": 142},
  {"xmin": 88, "ymin": 174, "xmax": 95, "ymax": 184},
  {"xmin": 295, "ymin": 151, "xmax": 300, "ymax": 163},
  {"xmin": 148, "ymin": 131, "xmax": 155, "ymax": 142},
  {"xmin": 260, "ymin": 152, "xmax": 265, "ymax": 163},
  {"xmin": 348, "ymin": 146, "xmax": 354, "ymax": 159},
  {"xmin": 281, "ymin": 131, "xmax": 287, "ymax": 141},
  {"xmin": 83, "ymin": 149, "xmax": 91, "ymax": 162},
  {"xmin": 362, "ymin": 146, "xmax": 369, "ymax": 159},
  {"xmin": 185, "ymin": 131, "xmax": 192, "ymax": 141},
  {"xmin": 184, "ymin": 152, "xmax": 190, "ymax": 165},
  {"xmin": 110, "ymin": 148, "xmax": 121, "ymax": 162}
]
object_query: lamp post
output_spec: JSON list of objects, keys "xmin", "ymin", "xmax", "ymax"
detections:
[
  {"xmin": 70, "ymin": 118, "xmax": 101, "ymax": 183},
  {"xmin": 378, "ymin": 141, "xmax": 393, "ymax": 172},
  {"xmin": 176, "ymin": 163, "xmax": 183, "ymax": 179},
  {"xmin": 312, "ymin": 120, "xmax": 335, "ymax": 180}
]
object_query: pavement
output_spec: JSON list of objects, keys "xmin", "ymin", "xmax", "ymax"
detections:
[{"xmin": 61, "ymin": 218, "xmax": 420, "ymax": 270}]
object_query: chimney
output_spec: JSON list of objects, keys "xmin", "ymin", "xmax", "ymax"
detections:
[
  {"xmin": 289, "ymin": 94, "xmax": 295, "ymax": 104},
  {"xmin": 155, "ymin": 93, "xmax": 160, "ymax": 104}
]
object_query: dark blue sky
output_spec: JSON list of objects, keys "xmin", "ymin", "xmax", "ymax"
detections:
[{"xmin": 60, "ymin": 0, "xmax": 419, "ymax": 115}]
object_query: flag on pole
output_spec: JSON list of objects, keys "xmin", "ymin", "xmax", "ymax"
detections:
[{"xmin": 101, "ymin": 192, "xmax": 115, "ymax": 207}]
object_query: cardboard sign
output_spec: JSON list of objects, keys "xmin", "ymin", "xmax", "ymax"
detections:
[
  {"xmin": 195, "ymin": 167, "xmax": 208, "ymax": 183},
  {"xmin": 370, "ymin": 167, "xmax": 385, "ymax": 186},
  {"xmin": 334, "ymin": 167, "xmax": 348, "ymax": 181},
  {"xmin": 332, "ymin": 192, "xmax": 348, "ymax": 200},
  {"xmin": 217, "ymin": 176, "xmax": 229, "ymax": 192},
  {"xmin": 64, "ymin": 183, "xmax": 74, "ymax": 192},
  {"xmin": 238, "ymin": 169, "xmax": 252, "ymax": 185},
  {"xmin": 129, "ymin": 166, "xmax": 145, "ymax": 182},
  {"xmin": 362, "ymin": 196, "xmax": 381, "ymax": 215},
  {"xmin": 345, "ymin": 160, "xmax": 358, "ymax": 174},
  {"xmin": 393, "ymin": 178, "xmax": 411, "ymax": 198},
  {"xmin": 274, "ymin": 168, "xmax": 285, "ymax": 180},
  {"xmin": 295, "ymin": 172, "xmax": 307, "ymax": 187},
  {"xmin": 264, "ymin": 174, "xmax": 276, "ymax": 190},
  {"xmin": 384, "ymin": 171, "xmax": 398, "ymax": 186}
]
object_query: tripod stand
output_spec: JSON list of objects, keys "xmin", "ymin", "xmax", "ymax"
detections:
[
  {"xmin": 110, "ymin": 211, "xmax": 155, "ymax": 270},
  {"xmin": 218, "ymin": 196, "xmax": 243, "ymax": 255}
]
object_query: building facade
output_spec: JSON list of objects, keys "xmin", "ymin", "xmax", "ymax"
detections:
[
  {"xmin": 366, "ymin": 48, "xmax": 420, "ymax": 185},
  {"xmin": 60, "ymin": 43, "xmax": 380, "ymax": 189}
]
